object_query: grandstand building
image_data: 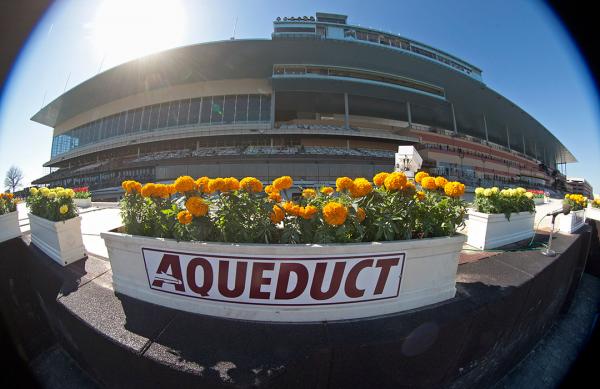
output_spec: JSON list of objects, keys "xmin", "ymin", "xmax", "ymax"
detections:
[{"xmin": 31, "ymin": 12, "xmax": 575, "ymax": 200}]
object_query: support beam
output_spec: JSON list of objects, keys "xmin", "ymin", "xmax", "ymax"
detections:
[
  {"xmin": 406, "ymin": 101, "xmax": 412, "ymax": 127},
  {"xmin": 483, "ymin": 113, "xmax": 489, "ymax": 142},
  {"xmin": 505, "ymin": 126, "xmax": 511, "ymax": 151},
  {"xmin": 344, "ymin": 93, "xmax": 349, "ymax": 129},
  {"xmin": 450, "ymin": 103, "xmax": 458, "ymax": 133},
  {"xmin": 270, "ymin": 91, "xmax": 276, "ymax": 129}
]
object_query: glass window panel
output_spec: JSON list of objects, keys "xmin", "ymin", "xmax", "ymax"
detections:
[
  {"xmin": 117, "ymin": 112, "xmax": 126, "ymax": 136},
  {"xmin": 211, "ymin": 96, "xmax": 224, "ymax": 123},
  {"xmin": 248, "ymin": 94, "xmax": 260, "ymax": 121},
  {"xmin": 235, "ymin": 94, "xmax": 248, "ymax": 123},
  {"xmin": 223, "ymin": 95, "xmax": 236, "ymax": 123},
  {"xmin": 168, "ymin": 100, "xmax": 180, "ymax": 127},
  {"xmin": 158, "ymin": 103, "xmax": 169, "ymax": 128},
  {"xmin": 125, "ymin": 110, "xmax": 134, "ymax": 133},
  {"xmin": 149, "ymin": 104, "xmax": 160, "ymax": 130},
  {"xmin": 189, "ymin": 98, "xmax": 200, "ymax": 124},
  {"xmin": 82, "ymin": 124, "xmax": 91, "ymax": 146},
  {"xmin": 260, "ymin": 95, "xmax": 271, "ymax": 121},
  {"xmin": 92, "ymin": 120, "xmax": 100, "ymax": 142},
  {"xmin": 178, "ymin": 99, "xmax": 190, "ymax": 125},
  {"xmin": 132, "ymin": 108, "xmax": 142, "ymax": 132},
  {"xmin": 140, "ymin": 106, "xmax": 150, "ymax": 131},
  {"xmin": 200, "ymin": 96, "xmax": 212, "ymax": 124}
]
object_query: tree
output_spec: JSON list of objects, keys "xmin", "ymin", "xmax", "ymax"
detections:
[{"xmin": 4, "ymin": 166, "xmax": 23, "ymax": 193}]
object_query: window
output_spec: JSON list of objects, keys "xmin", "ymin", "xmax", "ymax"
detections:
[
  {"xmin": 248, "ymin": 94, "xmax": 260, "ymax": 121},
  {"xmin": 260, "ymin": 95, "xmax": 271, "ymax": 121},
  {"xmin": 149, "ymin": 104, "xmax": 160, "ymax": 130},
  {"xmin": 158, "ymin": 103, "xmax": 168, "ymax": 128},
  {"xmin": 211, "ymin": 96, "xmax": 224, "ymax": 123},
  {"xmin": 200, "ymin": 97, "xmax": 211, "ymax": 123},
  {"xmin": 223, "ymin": 95, "xmax": 236, "ymax": 123},
  {"xmin": 178, "ymin": 99, "xmax": 190, "ymax": 125},
  {"xmin": 189, "ymin": 98, "xmax": 201, "ymax": 124},
  {"xmin": 132, "ymin": 108, "xmax": 142, "ymax": 132},
  {"xmin": 235, "ymin": 94, "xmax": 248, "ymax": 122},
  {"xmin": 168, "ymin": 100, "xmax": 179, "ymax": 127}
]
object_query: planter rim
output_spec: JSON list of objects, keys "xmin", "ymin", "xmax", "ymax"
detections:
[
  {"xmin": 468, "ymin": 209, "xmax": 535, "ymax": 219},
  {"xmin": 101, "ymin": 230, "xmax": 466, "ymax": 249},
  {"xmin": 28, "ymin": 212, "xmax": 81, "ymax": 225}
]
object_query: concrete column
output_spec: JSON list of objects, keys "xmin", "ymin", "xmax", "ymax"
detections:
[
  {"xmin": 483, "ymin": 113, "xmax": 489, "ymax": 142},
  {"xmin": 270, "ymin": 91, "xmax": 276, "ymax": 129},
  {"xmin": 270, "ymin": 138, "xmax": 274, "ymax": 147},
  {"xmin": 505, "ymin": 126, "xmax": 511, "ymax": 151},
  {"xmin": 406, "ymin": 101, "xmax": 412, "ymax": 127},
  {"xmin": 450, "ymin": 103, "xmax": 458, "ymax": 133},
  {"xmin": 346, "ymin": 139, "xmax": 350, "ymax": 149},
  {"xmin": 196, "ymin": 140, "xmax": 199, "ymax": 151},
  {"xmin": 344, "ymin": 93, "xmax": 349, "ymax": 129}
]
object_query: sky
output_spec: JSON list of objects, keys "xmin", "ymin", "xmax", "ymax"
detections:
[{"xmin": 1, "ymin": 0, "xmax": 599, "ymax": 194}]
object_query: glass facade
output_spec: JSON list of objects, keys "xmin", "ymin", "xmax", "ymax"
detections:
[{"xmin": 51, "ymin": 93, "xmax": 272, "ymax": 158}]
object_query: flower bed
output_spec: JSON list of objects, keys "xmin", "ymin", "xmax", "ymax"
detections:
[
  {"xmin": 0, "ymin": 192, "xmax": 20, "ymax": 243},
  {"xmin": 73, "ymin": 187, "xmax": 92, "ymax": 208},
  {"xmin": 26, "ymin": 187, "xmax": 85, "ymax": 265},
  {"xmin": 558, "ymin": 194, "xmax": 587, "ymax": 234},
  {"xmin": 102, "ymin": 171, "xmax": 469, "ymax": 321},
  {"xmin": 467, "ymin": 187, "xmax": 536, "ymax": 249},
  {"xmin": 528, "ymin": 189, "xmax": 545, "ymax": 205},
  {"xmin": 587, "ymin": 199, "xmax": 600, "ymax": 222}
]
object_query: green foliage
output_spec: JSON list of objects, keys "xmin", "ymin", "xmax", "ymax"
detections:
[
  {"xmin": 0, "ymin": 194, "xmax": 17, "ymax": 215},
  {"xmin": 26, "ymin": 187, "xmax": 77, "ymax": 222},
  {"xmin": 473, "ymin": 187, "xmax": 535, "ymax": 220}
]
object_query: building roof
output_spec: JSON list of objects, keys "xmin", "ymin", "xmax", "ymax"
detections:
[{"xmin": 31, "ymin": 38, "xmax": 576, "ymax": 164}]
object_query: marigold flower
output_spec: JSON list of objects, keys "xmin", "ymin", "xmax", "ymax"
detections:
[
  {"xmin": 166, "ymin": 184, "xmax": 177, "ymax": 196},
  {"xmin": 301, "ymin": 205, "xmax": 318, "ymax": 220},
  {"xmin": 208, "ymin": 178, "xmax": 226, "ymax": 193},
  {"xmin": 273, "ymin": 176, "xmax": 293, "ymax": 191},
  {"xmin": 270, "ymin": 205, "xmax": 285, "ymax": 223},
  {"xmin": 282, "ymin": 201, "xmax": 296, "ymax": 214},
  {"xmin": 356, "ymin": 207, "xmax": 366, "ymax": 222},
  {"xmin": 47, "ymin": 192, "xmax": 57, "ymax": 199},
  {"xmin": 322, "ymin": 202, "xmax": 348, "ymax": 226},
  {"xmin": 320, "ymin": 186, "xmax": 334, "ymax": 196},
  {"xmin": 384, "ymin": 172, "xmax": 408, "ymax": 191},
  {"xmin": 404, "ymin": 181, "xmax": 416, "ymax": 193},
  {"xmin": 177, "ymin": 210, "xmax": 193, "ymax": 225},
  {"xmin": 302, "ymin": 188, "xmax": 317, "ymax": 198},
  {"xmin": 174, "ymin": 176, "xmax": 196, "ymax": 193},
  {"xmin": 59, "ymin": 205, "xmax": 69, "ymax": 215},
  {"xmin": 444, "ymin": 181, "xmax": 465, "ymax": 198},
  {"xmin": 195, "ymin": 177, "xmax": 210, "ymax": 193},
  {"xmin": 291, "ymin": 204, "xmax": 302, "ymax": 217},
  {"xmin": 435, "ymin": 176, "xmax": 448, "ymax": 189},
  {"xmin": 415, "ymin": 171, "xmax": 429, "ymax": 184},
  {"xmin": 141, "ymin": 183, "xmax": 156, "ymax": 197},
  {"xmin": 30, "ymin": 187, "xmax": 39, "ymax": 196},
  {"xmin": 224, "ymin": 177, "xmax": 240, "ymax": 192},
  {"xmin": 525, "ymin": 192, "xmax": 534, "ymax": 199},
  {"xmin": 475, "ymin": 187, "xmax": 484, "ymax": 195},
  {"xmin": 483, "ymin": 188, "xmax": 493, "ymax": 197},
  {"xmin": 336, "ymin": 177, "xmax": 354, "ymax": 192},
  {"xmin": 268, "ymin": 192, "xmax": 282, "ymax": 202},
  {"xmin": 154, "ymin": 184, "xmax": 170, "ymax": 199},
  {"xmin": 240, "ymin": 177, "xmax": 263, "ymax": 193},
  {"xmin": 416, "ymin": 191, "xmax": 426, "ymax": 201},
  {"xmin": 264, "ymin": 185, "xmax": 276, "ymax": 194},
  {"xmin": 373, "ymin": 172, "xmax": 390, "ymax": 187},
  {"xmin": 185, "ymin": 196, "xmax": 208, "ymax": 217},
  {"xmin": 350, "ymin": 178, "xmax": 373, "ymax": 198},
  {"xmin": 421, "ymin": 176, "xmax": 437, "ymax": 191}
]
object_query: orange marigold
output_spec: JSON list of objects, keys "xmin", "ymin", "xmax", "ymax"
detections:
[
  {"xmin": 350, "ymin": 178, "xmax": 373, "ymax": 198},
  {"xmin": 322, "ymin": 202, "xmax": 348, "ymax": 226},
  {"xmin": 356, "ymin": 207, "xmax": 366, "ymax": 223},
  {"xmin": 240, "ymin": 177, "xmax": 263, "ymax": 193},
  {"xmin": 141, "ymin": 183, "xmax": 156, "ymax": 198},
  {"xmin": 195, "ymin": 177, "xmax": 210, "ymax": 193},
  {"xmin": 270, "ymin": 205, "xmax": 285, "ymax": 223},
  {"xmin": 177, "ymin": 210, "xmax": 193, "ymax": 225},
  {"xmin": 373, "ymin": 172, "xmax": 390, "ymax": 187},
  {"xmin": 320, "ymin": 186, "xmax": 334, "ymax": 196},
  {"xmin": 273, "ymin": 176, "xmax": 293, "ymax": 191},
  {"xmin": 435, "ymin": 176, "xmax": 448, "ymax": 189},
  {"xmin": 384, "ymin": 172, "xmax": 407, "ymax": 191},
  {"xmin": 282, "ymin": 201, "xmax": 295, "ymax": 214},
  {"xmin": 302, "ymin": 188, "xmax": 317, "ymax": 198},
  {"xmin": 416, "ymin": 191, "xmax": 426, "ymax": 201},
  {"xmin": 336, "ymin": 177, "xmax": 354, "ymax": 192},
  {"xmin": 208, "ymin": 178, "xmax": 226, "ymax": 193},
  {"xmin": 264, "ymin": 185, "xmax": 276, "ymax": 194},
  {"xmin": 185, "ymin": 196, "xmax": 209, "ymax": 217},
  {"xmin": 154, "ymin": 184, "xmax": 170, "ymax": 198},
  {"xmin": 174, "ymin": 176, "xmax": 196, "ymax": 193},
  {"xmin": 268, "ymin": 192, "xmax": 282, "ymax": 202},
  {"xmin": 300, "ymin": 205, "xmax": 318, "ymax": 220},
  {"xmin": 444, "ymin": 181, "xmax": 465, "ymax": 198},
  {"xmin": 421, "ymin": 176, "xmax": 437, "ymax": 191},
  {"xmin": 415, "ymin": 171, "xmax": 429, "ymax": 184},
  {"xmin": 224, "ymin": 177, "xmax": 240, "ymax": 192}
]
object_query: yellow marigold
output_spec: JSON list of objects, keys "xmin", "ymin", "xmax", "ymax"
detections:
[
  {"xmin": 268, "ymin": 192, "xmax": 282, "ymax": 202},
  {"xmin": 435, "ymin": 176, "xmax": 448, "ymax": 189},
  {"xmin": 384, "ymin": 172, "xmax": 408, "ymax": 191},
  {"xmin": 350, "ymin": 178, "xmax": 373, "ymax": 198},
  {"xmin": 356, "ymin": 207, "xmax": 366, "ymax": 223},
  {"xmin": 273, "ymin": 176, "xmax": 293, "ymax": 191},
  {"xmin": 195, "ymin": 177, "xmax": 210, "ymax": 193},
  {"xmin": 59, "ymin": 205, "xmax": 69, "ymax": 215},
  {"xmin": 475, "ymin": 187, "xmax": 484, "ymax": 195},
  {"xmin": 177, "ymin": 210, "xmax": 193, "ymax": 225},
  {"xmin": 444, "ymin": 181, "xmax": 465, "ymax": 198},
  {"xmin": 185, "ymin": 196, "xmax": 208, "ymax": 217},
  {"xmin": 320, "ymin": 186, "xmax": 334, "ymax": 196},
  {"xmin": 208, "ymin": 178, "xmax": 226, "ymax": 193},
  {"xmin": 240, "ymin": 177, "xmax": 263, "ymax": 193},
  {"xmin": 264, "ymin": 185, "xmax": 276, "ymax": 194},
  {"xmin": 322, "ymin": 202, "xmax": 348, "ymax": 226},
  {"xmin": 47, "ymin": 192, "xmax": 57, "ymax": 199},
  {"xmin": 416, "ymin": 191, "xmax": 426, "ymax": 201},
  {"xmin": 174, "ymin": 176, "xmax": 196, "ymax": 193},
  {"xmin": 421, "ymin": 176, "xmax": 437, "ymax": 191},
  {"xmin": 300, "ymin": 205, "xmax": 318, "ymax": 220},
  {"xmin": 223, "ymin": 177, "xmax": 240, "ymax": 192},
  {"xmin": 30, "ymin": 187, "xmax": 39, "ymax": 196},
  {"xmin": 270, "ymin": 205, "xmax": 285, "ymax": 223},
  {"xmin": 373, "ymin": 172, "xmax": 390, "ymax": 187},
  {"xmin": 141, "ymin": 183, "xmax": 155, "ymax": 197},
  {"xmin": 302, "ymin": 188, "xmax": 317, "ymax": 199},
  {"xmin": 415, "ymin": 171, "xmax": 429, "ymax": 184},
  {"xmin": 336, "ymin": 177, "xmax": 354, "ymax": 192}
]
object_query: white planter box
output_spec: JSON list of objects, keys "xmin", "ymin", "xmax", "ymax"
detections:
[
  {"xmin": 101, "ymin": 231, "xmax": 466, "ymax": 322},
  {"xmin": 558, "ymin": 209, "xmax": 586, "ymax": 233},
  {"xmin": 28, "ymin": 213, "xmax": 86, "ymax": 266},
  {"xmin": 466, "ymin": 210, "xmax": 535, "ymax": 250},
  {"xmin": 586, "ymin": 207, "xmax": 600, "ymax": 222},
  {"xmin": 533, "ymin": 197, "xmax": 544, "ymax": 205},
  {"xmin": 74, "ymin": 198, "xmax": 92, "ymax": 208},
  {"xmin": 0, "ymin": 211, "xmax": 21, "ymax": 243}
]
